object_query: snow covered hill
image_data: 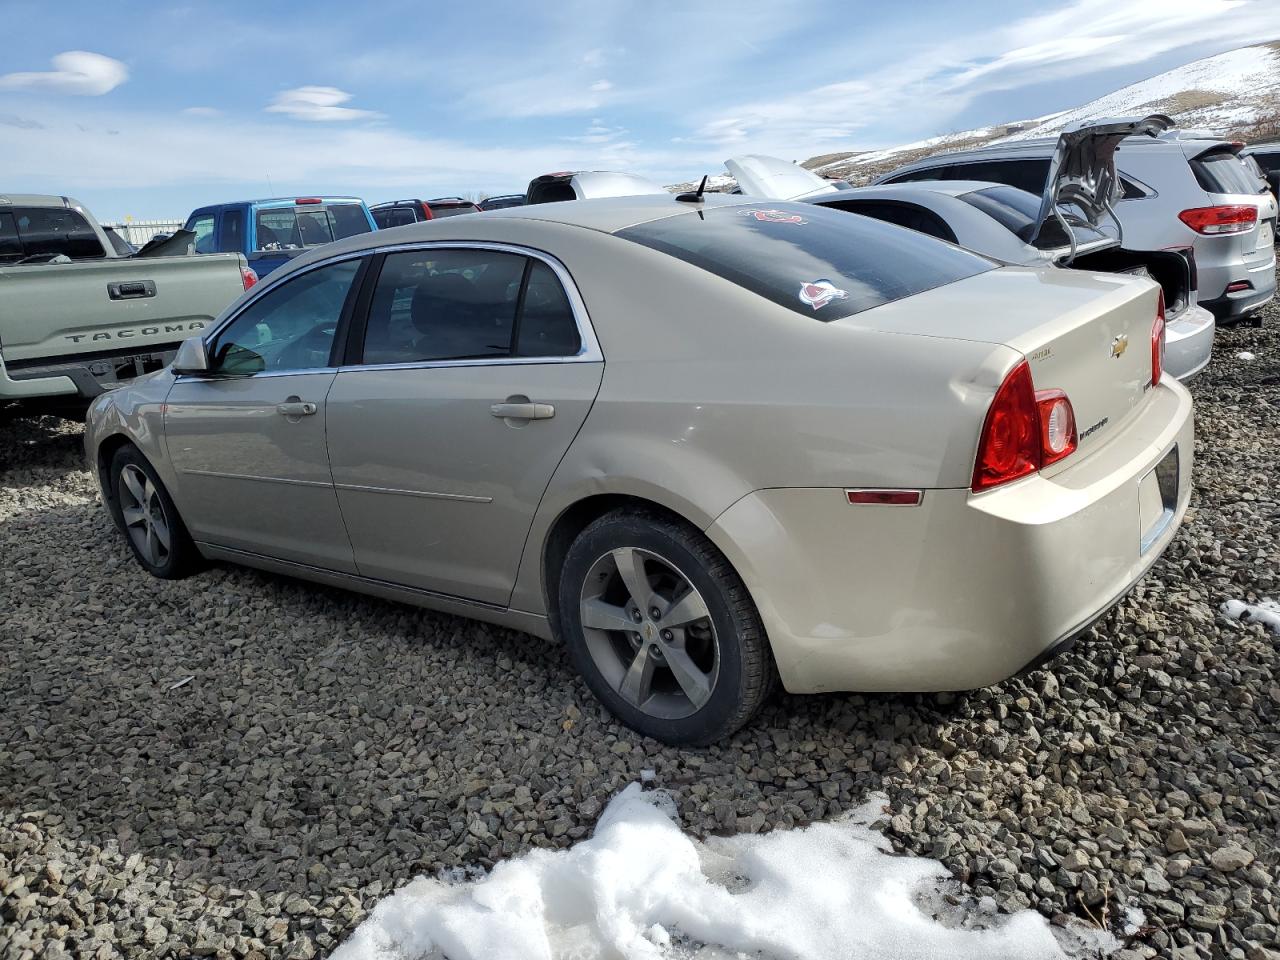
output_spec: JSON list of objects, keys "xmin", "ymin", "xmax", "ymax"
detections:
[{"xmin": 797, "ymin": 40, "xmax": 1280, "ymax": 185}]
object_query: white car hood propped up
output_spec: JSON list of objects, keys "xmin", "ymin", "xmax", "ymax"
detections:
[{"xmin": 725, "ymin": 155, "xmax": 843, "ymax": 201}]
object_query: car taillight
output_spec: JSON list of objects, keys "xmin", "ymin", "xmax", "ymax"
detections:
[
  {"xmin": 241, "ymin": 267, "xmax": 258, "ymax": 291},
  {"xmin": 1035, "ymin": 390, "xmax": 1077, "ymax": 467},
  {"xmin": 1177, "ymin": 204, "xmax": 1257, "ymax": 235},
  {"xmin": 972, "ymin": 360, "xmax": 1078, "ymax": 492},
  {"xmin": 972, "ymin": 360, "xmax": 1040, "ymax": 492},
  {"xmin": 1151, "ymin": 290, "xmax": 1166, "ymax": 388}
]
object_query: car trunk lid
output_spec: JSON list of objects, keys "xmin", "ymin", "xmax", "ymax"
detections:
[
  {"xmin": 1029, "ymin": 114, "xmax": 1172, "ymax": 254},
  {"xmin": 837, "ymin": 266, "xmax": 1163, "ymax": 458}
]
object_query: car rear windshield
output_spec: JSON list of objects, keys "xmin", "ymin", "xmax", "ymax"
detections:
[
  {"xmin": 958, "ymin": 185, "xmax": 1110, "ymax": 249},
  {"xmin": 615, "ymin": 202, "xmax": 994, "ymax": 321},
  {"xmin": 1192, "ymin": 150, "xmax": 1267, "ymax": 195},
  {"xmin": 255, "ymin": 204, "xmax": 370, "ymax": 251}
]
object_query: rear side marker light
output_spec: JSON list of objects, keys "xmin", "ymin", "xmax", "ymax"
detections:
[
  {"xmin": 1225, "ymin": 281, "xmax": 1252, "ymax": 293},
  {"xmin": 1177, "ymin": 205, "xmax": 1257, "ymax": 235},
  {"xmin": 1151, "ymin": 290, "xmax": 1166, "ymax": 388},
  {"xmin": 846, "ymin": 489, "xmax": 922, "ymax": 506},
  {"xmin": 241, "ymin": 267, "xmax": 258, "ymax": 291}
]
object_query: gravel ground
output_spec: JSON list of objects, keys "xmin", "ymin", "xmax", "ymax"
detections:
[{"xmin": 2, "ymin": 288, "xmax": 1278, "ymax": 960}]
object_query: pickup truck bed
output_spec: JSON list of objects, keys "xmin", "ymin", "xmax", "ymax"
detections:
[{"xmin": 1, "ymin": 251, "xmax": 247, "ymax": 410}]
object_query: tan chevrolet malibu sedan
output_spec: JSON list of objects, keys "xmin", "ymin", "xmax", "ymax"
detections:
[{"xmin": 85, "ymin": 194, "xmax": 1193, "ymax": 744}]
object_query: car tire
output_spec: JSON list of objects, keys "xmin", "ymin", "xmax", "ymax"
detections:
[
  {"xmin": 107, "ymin": 445, "xmax": 202, "ymax": 580},
  {"xmin": 558, "ymin": 508, "xmax": 777, "ymax": 745}
]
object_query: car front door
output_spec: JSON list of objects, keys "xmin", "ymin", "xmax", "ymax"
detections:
[
  {"xmin": 163, "ymin": 256, "xmax": 367, "ymax": 571},
  {"xmin": 325, "ymin": 245, "xmax": 603, "ymax": 606}
]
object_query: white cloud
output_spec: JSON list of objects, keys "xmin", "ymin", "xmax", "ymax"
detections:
[
  {"xmin": 181, "ymin": 106, "xmax": 222, "ymax": 117},
  {"xmin": 589, "ymin": 79, "xmax": 613, "ymax": 92},
  {"xmin": 265, "ymin": 85, "xmax": 381, "ymax": 122},
  {"xmin": 581, "ymin": 48, "xmax": 606, "ymax": 68},
  {"xmin": 0, "ymin": 51, "xmax": 127, "ymax": 96}
]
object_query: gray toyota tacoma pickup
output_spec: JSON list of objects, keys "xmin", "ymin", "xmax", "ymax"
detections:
[{"xmin": 1, "ymin": 194, "xmax": 253, "ymax": 417}]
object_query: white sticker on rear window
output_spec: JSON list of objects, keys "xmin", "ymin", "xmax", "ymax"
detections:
[{"xmin": 798, "ymin": 279, "xmax": 848, "ymax": 310}]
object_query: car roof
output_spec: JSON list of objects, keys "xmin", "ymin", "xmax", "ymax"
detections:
[
  {"xmin": 836, "ymin": 180, "xmax": 1004, "ymax": 199},
  {"xmin": 0, "ymin": 193, "xmax": 82, "ymax": 208},
  {"xmin": 880, "ymin": 130, "xmax": 1210, "ymax": 176},
  {"xmin": 278, "ymin": 193, "xmax": 764, "ymax": 274}
]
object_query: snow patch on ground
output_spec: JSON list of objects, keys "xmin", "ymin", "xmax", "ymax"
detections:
[
  {"xmin": 333, "ymin": 785, "xmax": 1121, "ymax": 960},
  {"xmin": 1221, "ymin": 598, "xmax": 1280, "ymax": 634},
  {"xmin": 1236, "ymin": 351, "xmax": 1256, "ymax": 360}
]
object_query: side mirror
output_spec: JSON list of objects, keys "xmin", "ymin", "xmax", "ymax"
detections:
[{"xmin": 171, "ymin": 336, "xmax": 211, "ymax": 375}]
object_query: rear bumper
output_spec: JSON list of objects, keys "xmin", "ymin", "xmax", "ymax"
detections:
[
  {"xmin": 1, "ymin": 347, "xmax": 179, "ymax": 401},
  {"xmin": 707, "ymin": 380, "xmax": 1194, "ymax": 694},
  {"xmin": 1200, "ymin": 251, "xmax": 1277, "ymax": 319},
  {"xmin": 0, "ymin": 351, "xmax": 78, "ymax": 400},
  {"xmin": 1164, "ymin": 304, "xmax": 1215, "ymax": 381}
]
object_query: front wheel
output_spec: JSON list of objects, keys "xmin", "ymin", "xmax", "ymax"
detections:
[
  {"xmin": 557, "ymin": 509, "xmax": 776, "ymax": 745},
  {"xmin": 108, "ymin": 445, "xmax": 202, "ymax": 580}
]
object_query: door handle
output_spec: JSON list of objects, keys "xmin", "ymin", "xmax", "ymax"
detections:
[
  {"xmin": 490, "ymin": 400, "xmax": 555, "ymax": 421},
  {"xmin": 107, "ymin": 280, "xmax": 157, "ymax": 300},
  {"xmin": 276, "ymin": 399, "xmax": 318, "ymax": 418}
]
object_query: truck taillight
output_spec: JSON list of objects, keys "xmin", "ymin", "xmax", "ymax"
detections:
[
  {"xmin": 972, "ymin": 360, "xmax": 1077, "ymax": 493},
  {"xmin": 241, "ymin": 267, "xmax": 258, "ymax": 291},
  {"xmin": 1151, "ymin": 290, "xmax": 1166, "ymax": 388},
  {"xmin": 421, "ymin": 203, "xmax": 434, "ymax": 220},
  {"xmin": 1177, "ymin": 204, "xmax": 1257, "ymax": 235}
]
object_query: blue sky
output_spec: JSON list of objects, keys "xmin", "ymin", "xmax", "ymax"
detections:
[{"xmin": 3, "ymin": 0, "xmax": 1277, "ymax": 220}]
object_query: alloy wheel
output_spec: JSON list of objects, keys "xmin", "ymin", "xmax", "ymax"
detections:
[
  {"xmin": 578, "ymin": 546, "xmax": 720, "ymax": 720},
  {"xmin": 118, "ymin": 464, "xmax": 172, "ymax": 568}
]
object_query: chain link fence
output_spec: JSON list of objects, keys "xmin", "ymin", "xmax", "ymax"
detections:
[{"xmin": 99, "ymin": 220, "xmax": 185, "ymax": 247}]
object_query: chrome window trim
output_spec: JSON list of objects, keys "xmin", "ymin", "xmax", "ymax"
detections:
[{"xmin": 196, "ymin": 241, "xmax": 602, "ymax": 378}]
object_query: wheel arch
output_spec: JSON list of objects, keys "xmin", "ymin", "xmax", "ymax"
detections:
[
  {"xmin": 94, "ymin": 432, "xmax": 139, "ymax": 506},
  {"xmin": 537, "ymin": 492, "xmax": 700, "ymax": 636}
]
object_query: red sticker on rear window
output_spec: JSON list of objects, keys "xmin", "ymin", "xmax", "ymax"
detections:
[{"xmin": 741, "ymin": 208, "xmax": 807, "ymax": 224}]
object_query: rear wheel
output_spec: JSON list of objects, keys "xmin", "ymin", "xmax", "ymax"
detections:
[
  {"xmin": 558, "ymin": 509, "xmax": 776, "ymax": 745},
  {"xmin": 108, "ymin": 445, "xmax": 202, "ymax": 579}
]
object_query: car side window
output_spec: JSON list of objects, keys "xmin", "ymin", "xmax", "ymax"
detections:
[
  {"xmin": 189, "ymin": 214, "xmax": 217, "ymax": 254},
  {"xmin": 0, "ymin": 212, "xmax": 21, "ymax": 262},
  {"xmin": 210, "ymin": 258, "xmax": 363, "ymax": 376},
  {"xmin": 14, "ymin": 207, "xmax": 104, "ymax": 260},
  {"xmin": 945, "ymin": 160, "xmax": 1051, "ymax": 195},
  {"xmin": 218, "ymin": 210, "xmax": 244, "ymax": 252},
  {"xmin": 360, "ymin": 249, "xmax": 526, "ymax": 364},
  {"xmin": 517, "ymin": 261, "xmax": 582, "ymax": 357}
]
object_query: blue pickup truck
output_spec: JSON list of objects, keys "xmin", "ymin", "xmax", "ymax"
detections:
[{"xmin": 182, "ymin": 197, "xmax": 377, "ymax": 278}]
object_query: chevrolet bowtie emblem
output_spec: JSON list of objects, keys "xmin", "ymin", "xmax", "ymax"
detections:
[{"xmin": 1111, "ymin": 334, "xmax": 1129, "ymax": 359}]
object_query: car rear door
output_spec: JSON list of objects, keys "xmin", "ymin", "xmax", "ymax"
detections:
[
  {"xmin": 324, "ymin": 243, "xmax": 603, "ymax": 606},
  {"xmin": 163, "ymin": 256, "xmax": 368, "ymax": 571}
]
